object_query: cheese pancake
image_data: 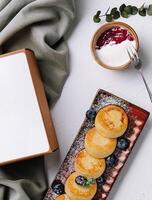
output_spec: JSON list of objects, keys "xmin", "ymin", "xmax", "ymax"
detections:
[
  {"xmin": 95, "ymin": 105, "xmax": 128, "ymax": 138},
  {"xmin": 74, "ymin": 149, "xmax": 105, "ymax": 178},
  {"xmin": 65, "ymin": 172, "xmax": 97, "ymax": 200},
  {"xmin": 85, "ymin": 127, "xmax": 116, "ymax": 158}
]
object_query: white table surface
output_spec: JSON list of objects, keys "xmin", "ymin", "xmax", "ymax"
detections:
[{"xmin": 46, "ymin": 0, "xmax": 152, "ymax": 199}]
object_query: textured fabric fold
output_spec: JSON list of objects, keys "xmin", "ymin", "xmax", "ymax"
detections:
[
  {"xmin": 0, "ymin": 0, "xmax": 75, "ymax": 199},
  {"xmin": 0, "ymin": 0, "xmax": 75, "ymax": 105},
  {"xmin": 0, "ymin": 157, "xmax": 47, "ymax": 200}
]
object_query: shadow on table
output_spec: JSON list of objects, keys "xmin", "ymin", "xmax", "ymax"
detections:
[
  {"xmin": 107, "ymin": 119, "xmax": 152, "ymax": 200},
  {"xmin": 138, "ymin": 48, "xmax": 150, "ymax": 70},
  {"xmin": 45, "ymin": 149, "xmax": 61, "ymax": 185}
]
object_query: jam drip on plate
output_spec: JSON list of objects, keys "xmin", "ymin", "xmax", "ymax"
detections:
[{"xmin": 96, "ymin": 26, "xmax": 134, "ymax": 50}]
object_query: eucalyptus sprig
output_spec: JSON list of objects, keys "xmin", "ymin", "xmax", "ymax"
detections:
[
  {"xmin": 93, "ymin": 3, "xmax": 152, "ymax": 23},
  {"xmin": 93, "ymin": 7, "xmax": 110, "ymax": 23}
]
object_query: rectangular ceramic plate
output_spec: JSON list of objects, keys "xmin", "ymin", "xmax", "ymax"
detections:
[{"xmin": 44, "ymin": 89, "xmax": 150, "ymax": 200}]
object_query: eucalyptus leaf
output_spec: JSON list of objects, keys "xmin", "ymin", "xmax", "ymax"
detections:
[
  {"xmin": 121, "ymin": 10, "xmax": 128, "ymax": 18},
  {"xmin": 96, "ymin": 10, "xmax": 101, "ymax": 17},
  {"xmin": 147, "ymin": 4, "xmax": 152, "ymax": 15},
  {"xmin": 131, "ymin": 6, "xmax": 138, "ymax": 15},
  {"xmin": 138, "ymin": 3, "xmax": 146, "ymax": 16},
  {"xmin": 139, "ymin": 8, "xmax": 146, "ymax": 16},
  {"xmin": 106, "ymin": 14, "xmax": 113, "ymax": 22},
  {"xmin": 111, "ymin": 7, "xmax": 117, "ymax": 15},
  {"xmin": 124, "ymin": 5, "xmax": 132, "ymax": 14},
  {"xmin": 119, "ymin": 4, "xmax": 126, "ymax": 12},
  {"xmin": 113, "ymin": 11, "xmax": 120, "ymax": 19},
  {"xmin": 93, "ymin": 15, "xmax": 101, "ymax": 23}
]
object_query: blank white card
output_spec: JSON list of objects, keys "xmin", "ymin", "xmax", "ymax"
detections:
[{"xmin": 0, "ymin": 52, "xmax": 50, "ymax": 163}]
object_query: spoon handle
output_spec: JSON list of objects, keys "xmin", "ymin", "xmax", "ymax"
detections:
[{"xmin": 140, "ymin": 71, "xmax": 152, "ymax": 103}]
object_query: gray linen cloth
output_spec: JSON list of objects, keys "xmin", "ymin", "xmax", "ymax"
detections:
[{"xmin": 0, "ymin": 0, "xmax": 75, "ymax": 199}]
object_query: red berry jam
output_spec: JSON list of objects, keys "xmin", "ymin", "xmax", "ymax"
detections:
[{"xmin": 96, "ymin": 26, "xmax": 134, "ymax": 50}]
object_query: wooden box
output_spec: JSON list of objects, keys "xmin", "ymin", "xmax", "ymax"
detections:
[{"xmin": 0, "ymin": 49, "xmax": 58, "ymax": 166}]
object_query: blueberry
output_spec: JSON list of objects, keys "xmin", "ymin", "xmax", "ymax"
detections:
[
  {"xmin": 106, "ymin": 155, "xmax": 117, "ymax": 167},
  {"xmin": 96, "ymin": 175, "xmax": 105, "ymax": 185},
  {"xmin": 117, "ymin": 138, "xmax": 129, "ymax": 150},
  {"xmin": 86, "ymin": 108, "xmax": 96, "ymax": 120},
  {"xmin": 75, "ymin": 176, "xmax": 87, "ymax": 186},
  {"xmin": 51, "ymin": 180, "xmax": 64, "ymax": 195}
]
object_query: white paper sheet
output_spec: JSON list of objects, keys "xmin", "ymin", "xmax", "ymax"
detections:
[{"xmin": 0, "ymin": 52, "xmax": 49, "ymax": 163}]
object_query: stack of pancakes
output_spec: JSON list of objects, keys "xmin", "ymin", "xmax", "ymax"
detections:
[{"xmin": 56, "ymin": 105, "xmax": 128, "ymax": 200}]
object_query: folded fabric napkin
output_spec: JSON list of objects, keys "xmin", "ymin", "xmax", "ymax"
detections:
[{"xmin": 0, "ymin": 0, "xmax": 75, "ymax": 199}]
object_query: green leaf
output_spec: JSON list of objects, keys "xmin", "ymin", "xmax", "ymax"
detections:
[
  {"xmin": 111, "ymin": 7, "xmax": 117, "ymax": 15},
  {"xmin": 96, "ymin": 10, "xmax": 101, "ymax": 17},
  {"xmin": 139, "ymin": 3, "xmax": 146, "ymax": 16},
  {"xmin": 139, "ymin": 8, "xmax": 146, "ymax": 16},
  {"xmin": 119, "ymin": 4, "xmax": 126, "ymax": 12},
  {"xmin": 110, "ymin": 7, "xmax": 120, "ymax": 20},
  {"xmin": 93, "ymin": 10, "xmax": 101, "ymax": 23},
  {"xmin": 131, "ymin": 6, "xmax": 138, "ymax": 15},
  {"xmin": 93, "ymin": 15, "xmax": 101, "ymax": 23},
  {"xmin": 84, "ymin": 178, "xmax": 95, "ymax": 187},
  {"xmin": 147, "ymin": 4, "xmax": 152, "ymax": 15},
  {"xmin": 124, "ymin": 5, "xmax": 132, "ymax": 14},
  {"xmin": 106, "ymin": 14, "xmax": 113, "ymax": 22},
  {"xmin": 121, "ymin": 10, "xmax": 129, "ymax": 18},
  {"xmin": 113, "ymin": 11, "xmax": 120, "ymax": 19}
]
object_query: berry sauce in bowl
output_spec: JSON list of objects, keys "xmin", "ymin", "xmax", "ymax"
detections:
[
  {"xmin": 91, "ymin": 22, "xmax": 139, "ymax": 70},
  {"xmin": 96, "ymin": 26, "xmax": 134, "ymax": 48}
]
